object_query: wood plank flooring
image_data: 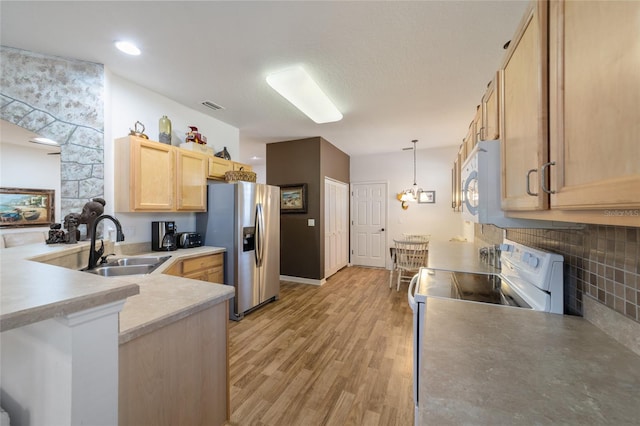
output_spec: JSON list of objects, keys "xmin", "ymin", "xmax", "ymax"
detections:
[{"xmin": 227, "ymin": 266, "xmax": 414, "ymax": 426}]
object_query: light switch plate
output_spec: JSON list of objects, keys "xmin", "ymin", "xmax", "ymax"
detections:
[{"xmin": 308, "ymin": 219, "xmax": 315, "ymax": 226}]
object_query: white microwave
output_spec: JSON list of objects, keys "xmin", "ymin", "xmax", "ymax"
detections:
[{"xmin": 461, "ymin": 140, "xmax": 572, "ymax": 228}]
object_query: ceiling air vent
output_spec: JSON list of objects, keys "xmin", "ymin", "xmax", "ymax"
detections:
[{"xmin": 202, "ymin": 101, "xmax": 225, "ymax": 111}]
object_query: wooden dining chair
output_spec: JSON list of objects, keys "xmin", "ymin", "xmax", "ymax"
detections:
[
  {"xmin": 393, "ymin": 239, "xmax": 428, "ymax": 291},
  {"xmin": 402, "ymin": 233, "xmax": 430, "ymax": 243}
]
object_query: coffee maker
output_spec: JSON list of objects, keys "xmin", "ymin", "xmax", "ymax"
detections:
[{"xmin": 151, "ymin": 221, "xmax": 177, "ymax": 251}]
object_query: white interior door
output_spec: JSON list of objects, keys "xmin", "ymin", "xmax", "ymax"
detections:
[
  {"xmin": 351, "ymin": 182, "xmax": 387, "ymax": 268},
  {"xmin": 325, "ymin": 178, "xmax": 349, "ymax": 278}
]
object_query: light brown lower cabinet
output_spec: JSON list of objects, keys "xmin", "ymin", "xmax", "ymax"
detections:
[
  {"xmin": 164, "ymin": 253, "xmax": 224, "ymax": 284},
  {"xmin": 119, "ymin": 301, "xmax": 229, "ymax": 426}
]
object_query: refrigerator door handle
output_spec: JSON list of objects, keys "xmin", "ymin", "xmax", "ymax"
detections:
[
  {"xmin": 408, "ymin": 274, "xmax": 418, "ymax": 312},
  {"xmin": 255, "ymin": 203, "xmax": 264, "ymax": 267}
]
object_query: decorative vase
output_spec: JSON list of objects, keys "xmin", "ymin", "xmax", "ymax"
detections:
[
  {"xmin": 159, "ymin": 115, "xmax": 172, "ymax": 144},
  {"xmin": 215, "ymin": 146, "xmax": 231, "ymax": 160}
]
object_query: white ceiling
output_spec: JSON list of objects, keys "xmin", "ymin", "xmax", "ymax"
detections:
[{"xmin": 0, "ymin": 0, "xmax": 528, "ymax": 163}]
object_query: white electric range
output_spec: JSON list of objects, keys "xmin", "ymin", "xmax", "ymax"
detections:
[{"xmin": 407, "ymin": 239, "xmax": 564, "ymax": 424}]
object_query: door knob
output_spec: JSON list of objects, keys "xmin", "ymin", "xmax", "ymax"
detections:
[{"xmin": 380, "ymin": 228, "xmax": 385, "ymax": 232}]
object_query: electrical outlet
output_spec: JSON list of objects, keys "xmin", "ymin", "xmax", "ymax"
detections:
[{"xmin": 308, "ymin": 219, "xmax": 315, "ymax": 227}]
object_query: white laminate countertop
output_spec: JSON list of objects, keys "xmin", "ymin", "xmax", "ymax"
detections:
[
  {"xmin": 115, "ymin": 246, "xmax": 234, "ymax": 344},
  {"xmin": 418, "ymin": 297, "xmax": 640, "ymax": 425},
  {"xmin": 0, "ymin": 241, "xmax": 139, "ymax": 332},
  {"xmin": 0, "ymin": 243, "xmax": 234, "ymax": 342},
  {"xmin": 427, "ymin": 241, "xmax": 498, "ymax": 275}
]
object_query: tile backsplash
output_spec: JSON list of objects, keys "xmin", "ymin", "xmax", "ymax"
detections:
[{"xmin": 475, "ymin": 224, "xmax": 639, "ymax": 323}]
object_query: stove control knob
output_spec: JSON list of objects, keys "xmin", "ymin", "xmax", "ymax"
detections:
[
  {"xmin": 499, "ymin": 243, "xmax": 513, "ymax": 252},
  {"xmin": 527, "ymin": 255, "xmax": 539, "ymax": 268}
]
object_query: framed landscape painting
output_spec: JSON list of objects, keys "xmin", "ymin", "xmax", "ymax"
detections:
[
  {"xmin": 280, "ymin": 184, "xmax": 307, "ymax": 213},
  {"xmin": 0, "ymin": 187, "xmax": 55, "ymax": 228}
]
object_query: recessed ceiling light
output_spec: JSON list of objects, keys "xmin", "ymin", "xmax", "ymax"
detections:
[
  {"xmin": 114, "ymin": 41, "xmax": 141, "ymax": 56},
  {"xmin": 266, "ymin": 66, "xmax": 342, "ymax": 124}
]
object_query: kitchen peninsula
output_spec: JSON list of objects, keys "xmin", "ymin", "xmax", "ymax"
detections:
[
  {"xmin": 416, "ymin": 241, "xmax": 640, "ymax": 425},
  {"xmin": 0, "ymin": 241, "xmax": 233, "ymax": 426}
]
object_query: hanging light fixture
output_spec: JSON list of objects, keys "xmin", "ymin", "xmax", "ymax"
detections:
[{"xmin": 400, "ymin": 139, "xmax": 423, "ymax": 202}]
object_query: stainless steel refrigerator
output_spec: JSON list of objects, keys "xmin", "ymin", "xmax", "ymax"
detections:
[{"xmin": 196, "ymin": 182, "xmax": 280, "ymax": 320}]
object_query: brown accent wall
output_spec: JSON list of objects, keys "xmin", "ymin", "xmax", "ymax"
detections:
[
  {"xmin": 267, "ymin": 137, "xmax": 349, "ymax": 280},
  {"xmin": 475, "ymin": 224, "xmax": 640, "ymax": 323}
]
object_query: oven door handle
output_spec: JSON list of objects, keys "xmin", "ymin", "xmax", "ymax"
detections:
[{"xmin": 407, "ymin": 273, "xmax": 419, "ymax": 311}]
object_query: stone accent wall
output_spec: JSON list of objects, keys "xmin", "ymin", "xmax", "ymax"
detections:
[{"xmin": 0, "ymin": 46, "xmax": 104, "ymax": 219}]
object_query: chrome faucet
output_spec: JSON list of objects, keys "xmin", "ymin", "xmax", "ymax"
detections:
[{"xmin": 86, "ymin": 214, "xmax": 125, "ymax": 270}]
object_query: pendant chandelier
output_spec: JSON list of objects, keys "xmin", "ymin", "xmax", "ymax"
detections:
[{"xmin": 400, "ymin": 139, "xmax": 422, "ymax": 202}]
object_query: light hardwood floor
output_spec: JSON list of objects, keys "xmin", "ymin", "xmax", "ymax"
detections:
[{"xmin": 227, "ymin": 266, "xmax": 414, "ymax": 426}]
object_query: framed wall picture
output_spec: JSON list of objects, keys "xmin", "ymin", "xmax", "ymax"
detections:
[
  {"xmin": 0, "ymin": 187, "xmax": 55, "ymax": 228},
  {"xmin": 418, "ymin": 190, "xmax": 436, "ymax": 204},
  {"xmin": 280, "ymin": 183, "xmax": 307, "ymax": 213}
]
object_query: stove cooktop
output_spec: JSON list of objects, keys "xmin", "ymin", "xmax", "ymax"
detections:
[{"xmin": 451, "ymin": 272, "xmax": 532, "ymax": 309}]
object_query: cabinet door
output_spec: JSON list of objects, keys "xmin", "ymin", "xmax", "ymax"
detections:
[
  {"xmin": 549, "ymin": 0, "xmax": 640, "ymax": 210},
  {"xmin": 163, "ymin": 253, "xmax": 224, "ymax": 284},
  {"xmin": 207, "ymin": 265, "xmax": 224, "ymax": 284},
  {"xmin": 233, "ymin": 162, "xmax": 252, "ymax": 172},
  {"xmin": 176, "ymin": 150, "xmax": 207, "ymax": 211},
  {"xmin": 132, "ymin": 139, "xmax": 175, "ymax": 211},
  {"xmin": 207, "ymin": 157, "xmax": 232, "ymax": 180},
  {"xmin": 481, "ymin": 72, "xmax": 500, "ymax": 141},
  {"xmin": 464, "ymin": 116, "xmax": 477, "ymax": 156},
  {"xmin": 500, "ymin": 1, "xmax": 548, "ymax": 211}
]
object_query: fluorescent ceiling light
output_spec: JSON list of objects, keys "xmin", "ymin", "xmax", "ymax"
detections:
[
  {"xmin": 29, "ymin": 137, "xmax": 59, "ymax": 146},
  {"xmin": 266, "ymin": 67, "xmax": 342, "ymax": 124},
  {"xmin": 114, "ymin": 41, "xmax": 141, "ymax": 56}
]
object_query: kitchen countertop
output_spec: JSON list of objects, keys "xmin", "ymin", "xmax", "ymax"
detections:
[
  {"xmin": 115, "ymin": 246, "xmax": 234, "ymax": 344},
  {"xmin": 0, "ymin": 243, "xmax": 234, "ymax": 341},
  {"xmin": 427, "ymin": 241, "xmax": 498, "ymax": 275},
  {"xmin": 0, "ymin": 241, "xmax": 139, "ymax": 332},
  {"xmin": 418, "ymin": 240, "xmax": 640, "ymax": 424},
  {"xmin": 418, "ymin": 297, "xmax": 640, "ymax": 424}
]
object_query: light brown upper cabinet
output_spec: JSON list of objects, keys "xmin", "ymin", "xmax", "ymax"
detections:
[
  {"xmin": 207, "ymin": 156, "xmax": 233, "ymax": 180},
  {"xmin": 207, "ymin": 156, "xmax": 253, "ymax": 180},
  {"xmin": 464, "ymin": 108, "xmax": 480, "ymax": 156},
  {"xmin": 116, "ymin": 136, "xmax": 175, "ymax": 211},
  {"xmin": 548, "ymin": 0, "xmax": 640, "ymax": 211},
  {"xmin": 452, "ymin": 0, "xmax": 639, "ymax": 226},
  {"xmin": 115, "ymin": 136, "xmax": 206, "ymax": 212},
  {"xmin": 480, "ymin": 72, "xmax": 500, "ymax": 141},
  {"xmin": 176, "ymin": 149, "xmax": 207, "ymax": 211},
  {"xmin": 500, "ymin": 0, "xmax": 549, "ymax": 211}
]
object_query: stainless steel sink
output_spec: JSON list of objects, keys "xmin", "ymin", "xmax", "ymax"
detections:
[
  {"xmin": 85, "ymin": 264, "xmax": 157, "ymax": 277},
  {"xmin": 83, "ymin": 255, "xmax": 171, "ymax": 277},
  {"xmin": 107, "ymin": 256, "xmax": 171, "ymax": 267}
]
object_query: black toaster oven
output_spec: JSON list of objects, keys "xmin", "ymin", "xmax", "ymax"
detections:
[{"xmin": 177, "ymin": 232, "xmax": 202, "ymax": 248}]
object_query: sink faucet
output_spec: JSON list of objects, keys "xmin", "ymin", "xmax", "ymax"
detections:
[{"xmin": 86, "ymin": 214, "xmax": 125, "ymax": 270}]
